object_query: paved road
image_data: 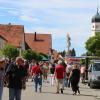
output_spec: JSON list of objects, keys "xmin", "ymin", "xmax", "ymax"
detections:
[{"xmin": 2, "ymin": 80, "xmax": 100, "ymax": 100}]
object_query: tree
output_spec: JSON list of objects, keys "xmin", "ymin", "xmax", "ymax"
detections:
[
  {"xmin": 85, "ymin": 32, "xmax": 100, "ymax": 56},
  {"xmin": 22, "ymin": 49, "xmax": 43, "ymax": 61},
  {"xmin": 0, "ymin": 49, "xmax": 3, "ymax": 56},
  {"xmin": 80, "ymin": 59, "xmax": 86, "ymax": 65},
  {"xmin": 60, "ymin": 50, "xmax": 66, "ymax": 57},
  {"xmin": 2, "ymin": 44, "xmax": 19, "ymax": 59},
  {"xmin": 35, "ymin": 53, "xmax": 42, "ymax": 61},
  {"xmin": 39, "ymin": 53, "xmax": 48, "ymax": 58},
  {"xmin": 22, "ymin": 49, "xmax": 37, "ymax": 61},
  {"xmin": 71, "ymin": 48, "xmax": 76, "ymax": 56}
]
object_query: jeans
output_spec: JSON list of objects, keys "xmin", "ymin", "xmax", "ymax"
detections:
[
  {"xmin": 9, "ymin": 88, "xmax": 21, "ymax": 100},
  {"xmin": 34, "ymin": 75, "xmax": 42, "ymax": 92},
  {"xmin": 64, "ymin": 75, "xmax": 68, "ymax": 87},
  {"xmin": 0, "ymin": 86, "xmax": 3, "ymax": 100}
]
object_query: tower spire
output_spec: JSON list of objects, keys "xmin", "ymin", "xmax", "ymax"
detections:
[{"xmin": 97, "ymin": 0, "xmax": 99, "ymax": 14}]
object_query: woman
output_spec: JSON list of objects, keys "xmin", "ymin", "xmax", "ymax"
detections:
[
  {"xmin": 49, "ymin": 63, "xmax": 55, "ymax": 86},
  {"xmin": 69, "ymin": 64, "xmax": 80, "ymax": 95},
  {"xmin": 42, "ymin": 62, "xmax": 49, "ymax": 82},
  {"xmin": 0, "ymin": 59, "xmax": 6, "ymax": 100}
]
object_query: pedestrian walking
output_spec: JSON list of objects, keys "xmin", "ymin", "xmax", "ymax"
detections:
[
  {"xmin": 49, "ymin": 63, "xmax": 55, "ymax": 86},
  {"xmin": 80, "ymin": 65, "xmax": 86, "ymax": 83},
  {"xmin": 69, "ymin": 64, "xmax": 80, "ymax": 95},
  {"xmin": 42, "ymin": 62, "xmax": 49, "ymax": 83},
  {"xmin": 5, "ymin": 57, "xmax": 27, "ymax": 100},
  {"xmin": 29, "ymin": 60, "xmax": 35, "ymax": 82},
  {"xmin": 0, "ymin": 59, "xmax": 6, "ymax": 100},
  {"xmin": 31, "ymin": 62, "xmax": 42, "ymax": 92},
  {"xmin": 66, "ymin": 63, "xmax": 73, "ymax": 87},
  {"xmin": 24, "ymin": 60, "xmax": 29, "ymax": 82},
  {"xmin": 55, "ymin": 60, "xmax": 65, "ymax": 94}
]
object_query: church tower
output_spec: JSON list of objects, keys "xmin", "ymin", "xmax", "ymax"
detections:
[{"xmin": 91, "ymin": 8, "xmax": 100, "ymax": 35}]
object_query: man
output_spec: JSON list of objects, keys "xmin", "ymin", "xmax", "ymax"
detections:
[
  {"xmin": 31, "ymin": 62, "xmax": 42, "ymax": 92},
  {"xmin": 5, "ymin": 57, "xmax": 26, "ymax": 100},
  {"xmin": 55, "ymin": 60, "xmax": 65, "ymax": 94}
]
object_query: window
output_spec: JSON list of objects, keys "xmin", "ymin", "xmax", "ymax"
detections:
[{"xmin": 93, "ymin": 63, "xmax": 100, "ymax": 71}]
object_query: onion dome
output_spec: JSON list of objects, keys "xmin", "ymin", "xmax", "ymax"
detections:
[{"xmin": 92, "ymin": 10, "xmax": 100, "ymax": 22}]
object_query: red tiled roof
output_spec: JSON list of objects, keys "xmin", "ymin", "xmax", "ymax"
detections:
[
  {"xmin": 0, "ymin": 24, "xmax": 52, "ymax": 54},
  {"xmin": 25, "ymin": 33, "xmax": 52, "ymax": 54},
  {"xmin": 0, "ymin": 23, "xmax": 24, "ymax": 48},
  {"xmin": 0, "ymin": 34, "xmax": 7, "ymax": 42}
]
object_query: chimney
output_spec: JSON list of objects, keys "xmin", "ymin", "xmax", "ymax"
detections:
[
  {"xmin": 8, "ymin": 23, "xmax": 11, "ymax": 25},
  {"xmin": 7, "ymin": 23, "xmax": 11, "ymax": 31},
  {"xmin": 34, "ymin": 32, "xmax": 37, "ymax": 41}
]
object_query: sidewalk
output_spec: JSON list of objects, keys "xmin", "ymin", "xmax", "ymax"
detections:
[{"xmin": 2, "ymin": 80, "xmax": 100, "ymax": 100}]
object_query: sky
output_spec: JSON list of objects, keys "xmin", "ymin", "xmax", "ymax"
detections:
[{"xmin": 0, "ymin": 0, "xmax": 99, "ymax": 56}]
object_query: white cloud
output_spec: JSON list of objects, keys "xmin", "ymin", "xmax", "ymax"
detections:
[
  {"xmin": 20, "ymin": 15, "xmax": 39, "ymax": 22},
  {"xmin": 0, "ymin": 0, "xmax": 97, "ymax": 55}
]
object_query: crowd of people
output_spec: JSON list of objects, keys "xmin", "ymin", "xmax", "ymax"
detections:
[{"xmin": 0, "ymin": 56, "xmax": 86, "ymax": 100}]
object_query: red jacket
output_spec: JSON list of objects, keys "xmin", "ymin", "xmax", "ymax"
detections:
[
  {"xmin": 55, "ymin": 64, "xmax": 65, "ymax": 79},
  {"xmin": 31, "ymin": 65, "xmax": 42, "ymax": 76}
]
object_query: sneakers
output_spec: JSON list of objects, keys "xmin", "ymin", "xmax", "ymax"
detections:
[
  {"xmin": 61, "ymin": 88, "xmax": 63, "ymax": 94},
  {"xmin": 73, "ymin": 92, "xmax": 76, "ymax": 95},
  {"xmin": 56, "ymin": 88, "xmax": 63, "ymax": 94},
  {"xmin": 39, "ymin": 87, "xmax": 42, "ymax": 93}
]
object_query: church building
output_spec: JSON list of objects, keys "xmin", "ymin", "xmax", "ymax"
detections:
[{"xmin": 91, "ymin": 9, "xmax": 100, "ymax": 35}]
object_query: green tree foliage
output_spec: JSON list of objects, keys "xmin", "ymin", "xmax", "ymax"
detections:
[
  {"xmin": 39, "ymin": 53, "xmax": 48, "ymax": 58},
  {"xmin": 35, "ymin": 53, "xmax": 42, "ymax": 61},
  {"xmin": 22, "ymin": 49, "xmax": 42, "ymax": 61},
  {"xmin": 60, "ymin": 50, "xmax": 66, "ymax": 57},
  {"xmin": 2, "ymin": 44, "xmax": 19, "ymax": 59},
  {"xmin": 85, "ymin": 32, "xmax": 100, "ymax": 56},
  {"xmin": 71, "ymin": 48, "xmax": 76, "ymax": 56},
  {"xmin": 0, "ymin": 49, "xmax": 3, "ymax": 56},
  {"xmin": 80, "ymin": 59, "xmax": 86, "ymax": 65},
  {"xmin": 22, "ymin": 49, "xmax": 36, "ymax": 61}
]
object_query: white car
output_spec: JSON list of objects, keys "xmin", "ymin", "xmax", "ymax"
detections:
[{"xmin": 88, "ymin": 60, "xmax": 100, "ymax": 88}]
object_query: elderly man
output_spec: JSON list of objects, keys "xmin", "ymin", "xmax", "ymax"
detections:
[
  {"xmin": 5, "ymin": 57, "xmax": 27, "ymax": 100},
  {"xmin": 55, "ymin": 60, "xmax": 65, "ymax": 94}
]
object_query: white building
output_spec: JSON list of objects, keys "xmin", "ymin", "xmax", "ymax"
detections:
[
  {"xmin": 0, "ymin": 35, "xmax": 7, "ymax": 49},
  {"xmin": 91, "ymin": 9, "xmax": 100, "ymax": 35}
]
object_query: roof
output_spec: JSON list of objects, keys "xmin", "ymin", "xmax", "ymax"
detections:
[
  {"xmin": 0, "ymin": 23, "xmax": 24, "ymax": 47},
  {"xmin": 0, "ymin": 34, "xmax": 7, "ymax": 42},
  {"xmin": 92, "ymin": 11, "xmax": 100, "ymax": 22},
  {"xmin": 25, "ymin": 33, "xmax": 52, "ymax": 54}
]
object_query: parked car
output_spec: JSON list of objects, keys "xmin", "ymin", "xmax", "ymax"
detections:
[{"xmin": 88, "ymin": 60, "xmax": 100, "ymax": 88}]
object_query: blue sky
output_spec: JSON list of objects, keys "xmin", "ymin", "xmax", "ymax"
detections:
[{"xmin": 0, "ymin": 0, "xmax": 99, "ymax": 56}]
